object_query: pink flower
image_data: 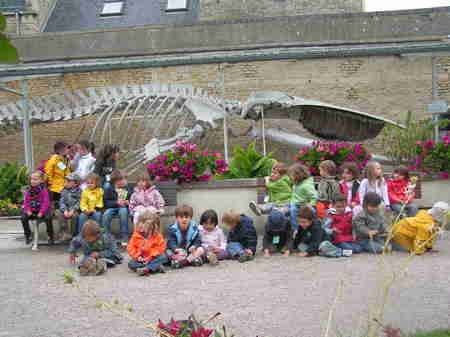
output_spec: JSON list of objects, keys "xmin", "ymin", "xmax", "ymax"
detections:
[{"xmin": 438, "ymin": 172, "xmax": 450, "ymax": 179}]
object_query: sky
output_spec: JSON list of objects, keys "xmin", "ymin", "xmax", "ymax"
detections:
[{"xmin": 365, "ymin": 0, "xmax": 450, "ymax": 11}]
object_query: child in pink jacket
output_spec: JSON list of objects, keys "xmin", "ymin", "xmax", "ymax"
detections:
[
  {"xmin": 199, "ymin": 209, "xmax": 228, "ymax": 265},
  {"xmin": 129, "ymin": 175, "xmax": 165, "ymax": 224}
]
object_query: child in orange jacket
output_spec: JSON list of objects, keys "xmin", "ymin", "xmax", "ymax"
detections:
[{"xmin": 127, "ymin": 211, "xmax": 168, "ymax": 276}]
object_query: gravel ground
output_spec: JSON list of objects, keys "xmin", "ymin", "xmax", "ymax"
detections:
[{"xmin": 0, "ymin": 219, "xmax": 449, "ymax": 337}]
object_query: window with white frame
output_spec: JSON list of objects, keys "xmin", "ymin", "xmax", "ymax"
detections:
[
  {"xmin": 166, "ymin": 0, "xmax": 188, "ymax": 12},
  {"xmin": 101, "ymin": 1, "xmax": 124, "ymax": 16}
]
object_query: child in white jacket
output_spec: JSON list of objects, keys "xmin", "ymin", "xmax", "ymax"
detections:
[{"xmin": 199, "ymin": 209, "xmax": 228, "ymax": 265}]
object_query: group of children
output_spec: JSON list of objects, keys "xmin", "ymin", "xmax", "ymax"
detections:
[
  {"xmin": 250, "ymin": 160, "xmax": 448, "ymax": 257},
  {"xmin": 20, "ymin": 140, "xmax": 449, "ymax": 276},
  {"xmin": 21, "ymin": 140, "xmax": 165, "ymax": 246}
]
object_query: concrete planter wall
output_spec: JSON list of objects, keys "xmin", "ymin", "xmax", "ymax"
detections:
[{"xmin": 415, "ymin": 177, "xmax": 450, "ymax": 208}]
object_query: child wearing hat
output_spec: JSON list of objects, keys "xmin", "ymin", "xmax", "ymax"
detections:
[
  {"xmin": 56, "ymin": 173, "xmax": 82, "ymax": 240},
  {"xmin": 392, "ymin": 201, "xmax": 449, "ymax": 255},
  {"xmin": 262, "ymin": 210, "xmax": 292, "ymax": 257}
]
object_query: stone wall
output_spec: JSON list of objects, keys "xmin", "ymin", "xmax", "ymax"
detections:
[
  {"xmin": 1, "ymin": 54, "xmax": 449, "ymax": 168},
  {"xmin": 200, "ymin": 0, "xmax": 364, "ymax": 21}
]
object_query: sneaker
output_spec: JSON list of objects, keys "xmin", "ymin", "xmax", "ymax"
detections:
[
  {"xmin": 191, "ymin": 257, "xmax": 203, "ymax": 267},
  {"xmin": 136, "ymin": 267, "xmax": 151, "ymax": 276},
  {"xmin": 342, "ymin": 250, "xmax": 353, "ymax": 257},
  {"xmin": 171, "ymin": 259, "xmax": 182, "ymax": 269},
  {"xmin": 156, "ymin": 266, "xmax": 166, "ymax": 274},
  {"xmin": 249, "ymin": 201, "xmax": 262, "ymax": 216},
  {"xmin": 206, "ymin": 252, "xmax": 219, "ymax": 265},
  {"xmin": 25, "ymin": 236, "xmax": 32, "ymax": 245},
  {"xmin": 48, "ymin": 238, "xmax": 55, "ymax": 246},
  {"xmin": 238, "ymin": 253, "xmax": 253, "ymax": 263}
]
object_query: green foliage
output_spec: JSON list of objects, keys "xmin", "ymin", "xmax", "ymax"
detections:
[
  {"xmin": 0, "ymin": 13, "xmax": 19, "ymax": 63},
  {"xmin": 410, "ymin": 329, "xmax": 450, "ymax": 337},
  {"xmin": 0, "ymin": 198, "xmax": 21, "ymax": 216},
  {"xmin": 62, "ymin": 271, "xmax": 75, "ymax": 284},
  {"xmin": 217, "ymin": 143, "xmax": 276, "ymax": 179},
  {"xmin": 380, "ymin": 112, "xmax": 447, "ymax": 165},
  {"xmin": 0, "ymin": 162, "xmax": 28, "ymax": 204}
]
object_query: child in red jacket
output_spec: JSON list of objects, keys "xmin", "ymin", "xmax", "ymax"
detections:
[
  {"xmin": 127, "ymin": 211, "xmax": 168, "ymax": 276},
  {"xmin": 387, "ymin": 167, "xmax": 418, "ymax": 218},
  {"xmin": 323, "ymin": 195, "xmax": 362, "ymax": 253}
]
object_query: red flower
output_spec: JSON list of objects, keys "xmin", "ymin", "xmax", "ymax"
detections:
[{"xmin": 191, "ymin": 328, "xmax": 214, "ymax": 337}]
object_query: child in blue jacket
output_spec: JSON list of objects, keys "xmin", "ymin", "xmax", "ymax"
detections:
[
  {"xmin": 166, "ymin": 204, "xmax": 205, "ymax": 268},
  {"xmin": 222, "ymin": 210, "xmax": 258, "ymax": 262}
]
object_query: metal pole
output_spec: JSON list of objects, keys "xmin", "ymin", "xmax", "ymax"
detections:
[
  {"xmin": 261, "ymin": 105, "xmax": 266, "ymax": 156},
  {"xmin": 432, "ymin": 56, "xmax": 439, "ymax": 143},
  {"xmin": 223, "ymin": 115, "xmax": 229, "ymax": 162},
  {"xmin": 21, "ymin": 79, "xmax": 34, "ymax": 171}
]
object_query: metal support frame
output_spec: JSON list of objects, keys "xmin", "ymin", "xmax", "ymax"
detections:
[{"xmin": 0, "ymin": 83, "xmax": 33, "ymax": 171}]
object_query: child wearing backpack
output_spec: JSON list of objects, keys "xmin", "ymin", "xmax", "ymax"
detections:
[
  {"xmin": 262, "ymin": 210, "xmax": 292, "ymax": 257},
  {"xmin": 127, "ymin": 211, "xmax": 168, "ymax": 276},
  {"xmin": 316, "ymin": 160, "xmax": 341, "ymax": 218}
]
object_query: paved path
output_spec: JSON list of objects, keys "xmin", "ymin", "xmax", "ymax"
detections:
[{"xmin": 0, "ymin": 219, "xmax": 449, "ymax": 337}]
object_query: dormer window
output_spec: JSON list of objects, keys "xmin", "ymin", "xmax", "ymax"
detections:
[
  {"xmin": 166, "ymin": 0, "xmax": 188, "ymax": 12},
  {"xmin": 101, "ymin": 1, "xmax": 124, "ymax": 16}
]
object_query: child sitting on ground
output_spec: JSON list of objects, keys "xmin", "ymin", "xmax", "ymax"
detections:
[
  {"xmin": 249, "ymin": 162, "xmax": 292, "ymax": 216},
  {"xmin": 352, "ymin": 192, "xmax": 389, "ymax": 254},
  {"xmin": 199, "ymin": 209, "xmax": 228, "ymax": 265},
  {"xmin": 127, "ymin": 211, "xmax": 168, "ymax": 275},
  {"xmin": 129, "ymin": 174, "xmax": 165, "ymax": 224},
  {"xmin": 323, "ymin": 195, "xmax": 362, "ymax": 253},
  {"xmin": 316, "ymin": 160, "xmax": 341, "ymax": 218},
  {"xmin": 102, "ymin": 170, "xmax": 133, "ymax": 243},
  {"xmin": 56, "ymin": 173, "xmax": 82, "ymax": 241},
  {"xmin": 387, "ymin": 167, "xmax": 418, "ymax": 218},
  {"xmin": 392, "ymin": 201, "xmax": 449, "ymax": 255},
  {"xmin": 78, "ymin": 173, "xmax": 103, "ymax": 234},
  {"xmin": 293, "ymin": 206, "xmax": 351, "ymax": 258},
  {"xmin": 287, "ymin": 163, "xmax": 318, "ymax": 235},
  {"xmin": 262, "ymin": 210, "xmax": 291, "ymax": 257},
  {"xmin": 21, "ymin": 171, "xmax": 53, "ymax": 245},
  {"xmin": 69, "ymin": 220, "xmax": 123, "ymax": 276},
  {"xmin": 223, "ymin": 210, "xmax": 258, "ymax": 262},
  {"xmin": 166, "ymin": 204, "xmax": 205, "ymax": 268},
  {"xmin": 339, "ymin": 162, "xmax": 361, "ymax": 214}
]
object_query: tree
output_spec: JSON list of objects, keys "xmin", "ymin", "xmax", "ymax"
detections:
[{"xmin": 0, "ymin": 13, "xmax": 18, "ymax": 63}]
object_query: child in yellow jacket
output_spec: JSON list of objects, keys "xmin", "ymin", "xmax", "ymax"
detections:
[
  {"xmin": 392, "ymin": 201, "xmax": 449, "ymax": 255},
  {"xmin": 78, "ymin": 173, "xmax": 103, "ymax": 234},
  {"xmin": 44, "ymin": 141, "xmax": 71, "ymax": 202}
]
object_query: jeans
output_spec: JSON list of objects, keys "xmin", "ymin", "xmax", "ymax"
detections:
[
  {"xmin": 226, "ymin": 242, "xmax": 245, "ymax": 257},
  {"xmin": 336, "ymin": 242, "xmax": 363, "ymax": 253},
  {"xmin": 357, "ymin": 238, "xmax": 386, "ymax": 254},
  {"xmin": 289, "ymin": 203, "xmax": 300, "ymax": 232},
  {"xmin": 78, "ymin": 212, "xmax": 102, "ymax": 233},
  {"xmin": 128, "ymin": 254, "xmax": 169, "ymax": 272},
  {"xmin": 102, "ymin": 207, "xmax": 130, "ymax": 238},
  {"xmin": 390, "ymin": 203, "xmax": 418, "ymax": 218},
  {"xmin": 21, "ymin": 212, "xmax": 53, "ymax": 239}
]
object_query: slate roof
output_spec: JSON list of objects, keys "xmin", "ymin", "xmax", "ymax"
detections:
[
  {"xmin": 44, "ymin": 0, "xmax": 199, "ymax": 32},
  {"xmin": 0, "ymin": 0, "xmax": 26, "ymax": 12}
]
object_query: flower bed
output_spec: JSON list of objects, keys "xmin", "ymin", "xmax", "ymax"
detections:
[
  {"xmin": 147, "ymin": 141, "xmax": 228, "ymax": 184},
  {"xmin": 295, "ymin": 141, "xmax": 371, "ymax": 175},
  {"xmin": 410, "ymin": 136, "xmax": 450, "ymax": 179}
]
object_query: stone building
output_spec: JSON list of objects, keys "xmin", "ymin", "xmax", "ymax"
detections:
[{"xmin": 1, "ymin": 2, "xmax": 450, "ymax": 167}]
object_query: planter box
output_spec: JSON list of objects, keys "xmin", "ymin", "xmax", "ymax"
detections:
[{"xmin": 415, "ymin": 177, "xmax": 450, "ymax": 208}]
